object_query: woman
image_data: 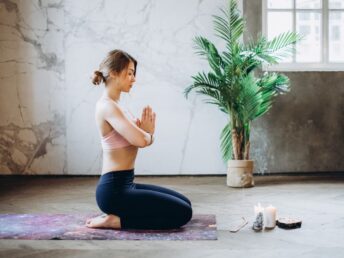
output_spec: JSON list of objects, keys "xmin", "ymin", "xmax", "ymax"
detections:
[{"xmin": 86, "ymin": 50, "xmax": 193, "ymax": 230}]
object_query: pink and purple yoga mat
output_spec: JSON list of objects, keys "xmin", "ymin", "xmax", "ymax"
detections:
[{"xmin": 0, "ymin": 213, "xmax": 217, "ymax": 240}]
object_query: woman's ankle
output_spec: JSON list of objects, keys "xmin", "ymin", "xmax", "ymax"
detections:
[{"xmin": 108, "ymin": 214, "xmax": 121, "ymax": 229}]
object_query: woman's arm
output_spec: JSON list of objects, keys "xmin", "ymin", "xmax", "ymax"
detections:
[{"xmin": 100, "ymin": 101, "xmax": 152, "ymax": 148}]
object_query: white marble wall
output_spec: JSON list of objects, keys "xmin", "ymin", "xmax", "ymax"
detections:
[
  {"xmin": 0, "ymin": 0, "xmax": 246, "ymax": 175},
  {"xmin": 0, "ymin": 0, "xmax": 66, "ymax": 175}
]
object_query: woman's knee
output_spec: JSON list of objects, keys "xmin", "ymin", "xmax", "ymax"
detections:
[
  {"xmin": 183, "ymin": 196, "xmax": 192, "ymax": 206},
  {"xmin": 186, "ymin": 204, "xmax": 193, "ymax": 222},
  {"xmin": 175, "ymin": 203, "xmax": 193, "ymax": 227}
]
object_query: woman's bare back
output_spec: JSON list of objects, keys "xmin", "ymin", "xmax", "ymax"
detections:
[{"xmin": 95, "ymin": 98, "xmax": 138, "ymax": 174}]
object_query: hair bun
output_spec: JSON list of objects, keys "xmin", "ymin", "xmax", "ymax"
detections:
[{"xmin": 92, "ymin": 70, "xmax": 104, "ymax": 85}]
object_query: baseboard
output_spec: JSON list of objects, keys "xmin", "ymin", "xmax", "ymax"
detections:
[{"xmin": 0, "ymin": 171, "xmax": 344, "ymax": 177}]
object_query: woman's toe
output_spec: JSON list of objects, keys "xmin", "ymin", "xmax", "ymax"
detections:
[{"xmin": 86, "ymin": 218, "xmax": 94, "ymax": 226}]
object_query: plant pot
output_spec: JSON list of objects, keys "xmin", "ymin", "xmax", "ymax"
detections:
[{"xmin": 227, "ymin": 160, "xmax": 254, "ymax": 188}]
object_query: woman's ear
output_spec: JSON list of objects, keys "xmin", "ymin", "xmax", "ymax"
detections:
[{"xmin": 109, "ymin": 71, "xmax": 117, "ymax": 79}]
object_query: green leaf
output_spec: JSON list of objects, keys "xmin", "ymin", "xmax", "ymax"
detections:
[
  {"xmin": 193, "ymin": 36, "xmax": 224, "ymax": 76},
  {"xmin": 220, "ymin": 122, "xmax": 233, "ymax": 162}
]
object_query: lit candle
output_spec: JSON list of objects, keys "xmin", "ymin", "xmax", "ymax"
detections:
[
  {"xmin": 264, "ymin": 205, "xmax": 277, "ymax": 229},
  {"xmin": 253, "ymin": 203, "xmax": 264, "ymax": 231},
  {"xmin": 254, "ymin": 203, "xmax": 264, "ymax": 216}
]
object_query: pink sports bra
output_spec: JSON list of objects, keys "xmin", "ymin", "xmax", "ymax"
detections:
[{"xmin": 100, "ymin": 100, "xmax": 137, "ymax": 151}]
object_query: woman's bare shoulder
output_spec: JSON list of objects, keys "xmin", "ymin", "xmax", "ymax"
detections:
[{"xmin": 96, "ymin": 98, "xmax": 121, "ymax": 116}]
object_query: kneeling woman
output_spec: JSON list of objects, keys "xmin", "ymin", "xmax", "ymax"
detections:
[{"xmin": 86, "ymin": 50, "xmax": 193, "ymax": 230}]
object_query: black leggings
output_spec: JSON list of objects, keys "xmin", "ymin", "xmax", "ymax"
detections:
[{"xmin": 95, "ymin": 169, "xmax": 193, "ymax": 230}]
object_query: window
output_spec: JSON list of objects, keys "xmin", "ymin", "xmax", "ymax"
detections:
[{"xmin": 262, "ymin": 0, "xmax": 344, "ymax": 71}]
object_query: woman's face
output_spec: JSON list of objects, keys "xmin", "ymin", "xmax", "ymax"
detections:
[{"xmin": 112, "ymin": 61, "xmax": 136, "ymax": 93}]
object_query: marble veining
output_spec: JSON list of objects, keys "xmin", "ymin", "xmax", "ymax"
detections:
[
  {"xmin": 1, "ymin": 0, "xmax": 233, "ymax": 175},
  {"xmin": 4, "ymin": 0, "xmax": 341, "ymax": 175}
]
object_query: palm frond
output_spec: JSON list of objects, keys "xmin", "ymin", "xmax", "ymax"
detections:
[
  {"xmin": 266, "ymin": 31, "xmax": 303, "ymax": 55},
  {"xmin": 244, "ymin": 32, "xmax": 303, "ymax": 65},
  {"xmin": 254, "ymin": 72, "xmax": 290, "ymax": 118},
  {"xmin": 193, "ymin": 36, "xmax": 224, "ymax": 76},
  {"xmin": 184, "ymin": 72, "xmax": 220, "ymax": 98},
  {"xmin": 213, "ymin": 0, "xmax": 244, "ymax": 44},
  {"xmin": 220, "ymin": 122, "xmax": 233, "ymax": 162},
  {"xmin": 236, "ymin": 74, "xmax": 262, "ymax": 122},
  {"xmin": 205, "ymin": 99, "xmax": 229, "ymax": 114}
]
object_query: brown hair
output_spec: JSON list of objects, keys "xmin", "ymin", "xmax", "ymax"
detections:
[{"xmin": 92, "ymin": 49, "xmax": 137, "ymax": 86}]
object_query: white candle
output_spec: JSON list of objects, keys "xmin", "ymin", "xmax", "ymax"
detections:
[{"xmin": 264, "ymin": 205, "xmax": 277, "ymax": 228}]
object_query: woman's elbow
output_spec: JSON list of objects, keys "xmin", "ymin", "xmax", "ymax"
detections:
[
  {"xmin": 135, "ymin": 141, "xmax": 146, "ymax": 148},
  {"xmin": 138, "ymin": 138, "xmax": 151, "ymax": 148},
  {"xmin": 132, "ymin": 135, "xmax": 150, "ymax": 148}
]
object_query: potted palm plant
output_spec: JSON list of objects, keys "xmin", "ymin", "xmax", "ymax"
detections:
[{"xmin": 184, "ymin": 0, "xmax": 302, "ymax": 187}]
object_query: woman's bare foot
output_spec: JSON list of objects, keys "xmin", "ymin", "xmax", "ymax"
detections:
[{"xmin": 85, "ymin": 213, "xmax": 121, "ymax": 229}]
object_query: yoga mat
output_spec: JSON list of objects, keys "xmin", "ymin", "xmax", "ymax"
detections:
[{"xmin": 0, "ymin": 213, "xmax": 217, "ymax": 240}]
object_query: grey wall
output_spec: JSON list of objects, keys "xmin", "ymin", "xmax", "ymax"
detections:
[{"xmin": 244, "ymin": 0, "xmax": 344, "ymax": 173}]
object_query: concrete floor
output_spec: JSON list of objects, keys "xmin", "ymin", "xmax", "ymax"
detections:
[{"xmin": 0, "ymin": 174, "xmax": 344, "ymax": 258}]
